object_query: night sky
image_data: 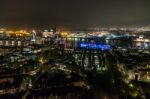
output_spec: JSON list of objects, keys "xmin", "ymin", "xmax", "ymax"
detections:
[{"xmin": 0, "ymin": 0, "xmax": 150, "ymax": 28}]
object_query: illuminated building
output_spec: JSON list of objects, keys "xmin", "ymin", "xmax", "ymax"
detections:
[
  {"xmin": 42, "ymin": 30, "xmax": 53, "ymax": 38},
  {"xmin": 73, "ymin": 37, "xmax": 111, "ymax": 71},
  {"xmin": 31, "ymin": 30, "xmax": 36, "ymax": 43},
  {"xmin": 133, "ymin": 35, "xmax": 150, "ymax": 49},
  {"xmin": 0, "ymin": 31, "xmax": 31, "ymax": 47}
]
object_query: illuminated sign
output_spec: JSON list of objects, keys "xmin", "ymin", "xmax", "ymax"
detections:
[{"xmin": 79, "ymin": 43, "xmax": 111, "ymax": 50}]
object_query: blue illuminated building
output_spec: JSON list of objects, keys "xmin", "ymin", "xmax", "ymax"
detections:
[
  {"xmin": 75, "ymin": 37, "xmax": 111, "ymax": 50},
  {"xmin": 79, "ymin": 43, "xmax": 111, "ymax": 50}
]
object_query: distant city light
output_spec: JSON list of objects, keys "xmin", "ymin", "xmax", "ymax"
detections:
[{"xmin": 60, "ymin": 32, "xmax": 68, "ymax": 37}]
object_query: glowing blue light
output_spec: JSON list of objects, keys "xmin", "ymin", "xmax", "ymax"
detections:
[
  {"xmin": 79, "ymin": 43, "xmax": 111, "ymax": 50},
  {"xmin": 80, "ymin": 43, "xmax": 87, "ymax": 47}
]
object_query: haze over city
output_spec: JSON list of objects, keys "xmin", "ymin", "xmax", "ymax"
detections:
[{"xmin": 0, "ymin": 0, "xmax": 150, "ymax": 28}]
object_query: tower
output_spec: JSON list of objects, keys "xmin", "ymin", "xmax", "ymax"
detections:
[{"xmin": 31, "ymin": 30, "xmax": 36, "ymax": 43}]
